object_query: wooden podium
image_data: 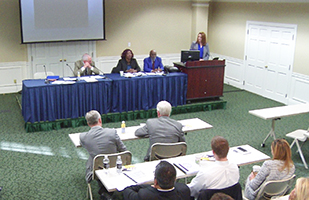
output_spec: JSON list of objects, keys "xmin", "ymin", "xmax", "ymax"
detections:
[{"xmin": 174, "ymin": 60, "xmax": 225, "ymax": 100}]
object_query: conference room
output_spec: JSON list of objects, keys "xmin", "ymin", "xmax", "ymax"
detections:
[{"xmin": 1, "ymin": 0, "xmax": 309, "ymax": 199}]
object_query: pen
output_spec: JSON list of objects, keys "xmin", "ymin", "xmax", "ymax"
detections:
[
  {"xmin": 123, "ymin": 173, "xmax": 137, "ymax": 183},
  {"xmin": 173, "ymin": 163, "xmax": 187, "ymax": 174},
  {"xmin": 179, "ymin": 163, "xmax": 189, "ymax": 171}
]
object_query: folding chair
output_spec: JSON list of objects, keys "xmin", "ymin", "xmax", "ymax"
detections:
[
  {"xmin": 149, "ymin": 142, "xmax": 187, "ymax": 161},
  {"xmin": 254, "ymin": 174, "xmax": 296, "ymax": 200},
  {"xmin": 286, "ymin": 128, "xmax": 309, "ymax": 169},
  {"xmin": 197, "ymin": 182, "xmax": 243, "ymax": 200},
  {"xmin": 87, "ymin": 151, "xmax": 132, "ymax": 200}
]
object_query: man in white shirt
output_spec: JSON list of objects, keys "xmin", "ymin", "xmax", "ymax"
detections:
[{"xmin": 187, "ymin": 136, "xmax": 240, "ymax": 198}]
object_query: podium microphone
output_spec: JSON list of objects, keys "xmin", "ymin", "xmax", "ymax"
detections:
[
  {"xmin": 66, "ymin": 63, "xmax": 75, "ymax": 75},
  {"xmin": 43, "ymin": 65, "xmax": 49, "ymax": 84}
]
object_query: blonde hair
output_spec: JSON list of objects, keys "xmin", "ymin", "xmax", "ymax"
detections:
[
  {"xmin": 295, "ymin": 177, "xmax": 309, "ymax": 200},
  {"xmin": 271, "ymin": 139, "xmax": 293, "ymax": 172}
]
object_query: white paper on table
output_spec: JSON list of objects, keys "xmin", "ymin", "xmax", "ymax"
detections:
[
  {"xmin": 115, "ymin": 173, "xmax": 137, "ymax": 191},
  {"xmin": 51, "ymin": 80, "xmax": 75, "ymax": 84},
  {"xmin": 123, "ymin": 169, "xmax": 154, "ymax": 184},
  {"xmin": 63, "ymin": 77, "xmax": 77, "ymax": 81},
  {"xmin": 92, "ymin": 75, "xmax": 105, "ymax": 79},
  {"xmin": 83, "ymin": 78, "xmax": 98, "ymax": 82}
]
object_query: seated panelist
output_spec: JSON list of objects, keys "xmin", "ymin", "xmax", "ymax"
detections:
[
  {"xmin": 73, "ymin": 53, "xmax": 100, "ymax": 76},
  {"xmin": 135, "ymin": 100, "xmax": 185, "ymax": 161},
  {"xmin": 111, "ymin": 49, "xmax": 141, "ymax": 73},
  {"xmin": 143, "ymin": 50, "xmax": 164, "ymax": 72}
]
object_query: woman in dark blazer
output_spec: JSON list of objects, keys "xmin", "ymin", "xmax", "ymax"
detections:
[
  {"xmin": 190, "ymin": 32, "xmax": 210, "ymax": 60},
  {"xmin": 112, "ymin": 49, "xmax": 141, "ymax": 73}
]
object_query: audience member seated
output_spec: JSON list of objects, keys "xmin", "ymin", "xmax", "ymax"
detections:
[
  {"xmin": 188, "ymin": 136, "xmax": 239, "ymax": 199},
  {"xmin": 143, "ymin": 49, "xmax": 164, "ymax": 72},
  {"xmin": 287, "ymin": 177, "xmax": 309, "ymax": 200},
  {"xmin": 197, "ymin": 182, "xmax": 242, "ymax": 200},
  {"xmin": 135, "ymin": 100, "xmax": 185, "ymax": 161},
  {"xmin": 190, "ymin": 32, "xmax": 210, "ymax": 61},
  {"xmin": 244, "ymin": 139, "xmax": 295, "ymax": 200},
  {"xmin": 111, "ymin": 49, "xmax": 141, "ymax": 73},
  {"xmin": 209, "ymin": 192, "xmax": 234, "ymax": 200},
  {"xmin": 80, "ymin": 110, "xmax": 127, "ymax": 198},
  {"xmin": 123, "ymin": 161, "xmax": 191, "ymax": 200},
  {"xmin": 74, "ymin": 53, "xmax": 100, "ymax": 76}
]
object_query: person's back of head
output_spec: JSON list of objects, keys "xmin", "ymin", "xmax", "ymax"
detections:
[
  {"xmin": 211, "ymin": 136, "xmax": 229, "ymax": 159},
  {"xmin": 157, "ymin": 100, "xmax": 172, "ymax": 117},
  {"xmin": 210, "ymin": 192, "xmax": 234, "ymax": 200},
  {"xmin": 154, "ymin": 161, "xmax": 176, "ymax": 189},
  {"xmin": 271, "ymin": 139, "xmax": 294, "ymax": 172},
  {"xmin": 295, "ymin": 177, "xmax": 309, "ymax": 200},
  {"xmin": 85, "ymin": 110, "xmax": 101, "ymax": 126}
]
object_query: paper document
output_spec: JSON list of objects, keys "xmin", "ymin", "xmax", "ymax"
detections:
[
  {"xmin": 173, "ymin": 162, "xmax": 199, "ymax": 175},
  {"xmin": 123, "ymin": 169, "xmax": 154, "ymax": 184},
  {"xmin": 51, "ymin": 80, "xmax": 75, "ymax": 84}
]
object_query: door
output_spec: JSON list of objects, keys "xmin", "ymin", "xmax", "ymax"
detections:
[
  {"xmin": 244, "ymin": 21, "xmax": 297, "ymax": 104},
  {"xmin": 29, "ymin": 41, "xmax": 95, "ymax": 77}
]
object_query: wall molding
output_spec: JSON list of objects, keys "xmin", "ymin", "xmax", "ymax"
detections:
[{"xmin": 0, "ymin": 61, "xmax": 27, "ymax": 94}]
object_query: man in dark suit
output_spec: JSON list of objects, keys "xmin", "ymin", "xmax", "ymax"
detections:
[
  {"xmin": 143, "ymin": 50, "xmax": 164, "ymax": 72},
  {"xmin": 73, "ymin": 53, "xmax": 100, "ymax": 76},
  {"xmin": 135, "ymin": 100, "xmax": 185, "ymax": 161},
  {"xmin": 123, "ymin": 161, "xmax": 191, "ymax": 200},
  {"xmin": 80, "ymin": 110, "xmax": 127, "ymax": 183}
]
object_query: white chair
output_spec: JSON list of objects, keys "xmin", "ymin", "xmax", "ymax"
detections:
[
  {"xmin": 255, "ymin": 175, "xmax": 296, "ymax": 200},
  {"xmin": 33, "ymin": 71, "xmax": 54, "ymax": 79},
  {"xmin": 149, "ymin": 142, "xmax": 187, "ymax": 161},
  {"xmin": 286, "ymin": 128, "xmax": 309, "ymax": 169},
  {"xmin": 87, "ymin": 151, "xmax": 132, "ymax": 200}
]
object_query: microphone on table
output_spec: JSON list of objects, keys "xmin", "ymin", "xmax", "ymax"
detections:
[
  {"xmin": 43, "ymin": 65, "xmax": 49, "ymax": 84},
  {"xmin": 66, "ymin": 63, "xmax": 75, "ymax": 75}
]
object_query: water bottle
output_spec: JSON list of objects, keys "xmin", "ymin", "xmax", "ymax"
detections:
[
  {"xmin": 116, "ymin": 155, "xmax": 122, "ymax": 174},
  {"xmin": 103, "ymin": 155, "xmax": 110, "ymax": 173},
  {"xmin": 121, "ymin": 121, "xmax": 126, "ymax": 133},
  {"xmin": 77, "ymin": 71, "xmax": 80, "ymax": 81}
]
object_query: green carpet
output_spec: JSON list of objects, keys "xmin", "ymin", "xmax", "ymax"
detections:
[{"xmin": 0, "ymin": 84, "xmax": 308, "ymax": 199}]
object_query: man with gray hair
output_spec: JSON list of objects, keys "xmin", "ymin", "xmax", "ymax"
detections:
[
  {"xmin": 80, "ymin": 110, "xmax": 127, "ymax": 191},
  {"xmin": 73, "ymin": 53, "xmax": 100, "ymax": 76},
  {"xmin": 135, "ymin": 101, "xmax": 185, "ymax": 161}
]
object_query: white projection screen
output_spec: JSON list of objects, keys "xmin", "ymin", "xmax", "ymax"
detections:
[{"xmin": 19, "ymin": 0, "xmax": 105, "ymax": 43}]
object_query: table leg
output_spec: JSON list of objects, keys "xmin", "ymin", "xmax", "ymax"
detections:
[{"xmin": 261, "ymin": 118, "xmax": 279, "ymax": 147}]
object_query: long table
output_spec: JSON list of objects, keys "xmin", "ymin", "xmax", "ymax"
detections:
[
  {"xmin": 95, "ymin": 144, "xmax": 270, "ymax": 192},
  {"xmin": 249, "ymin": 104, "xmax": 309, "ymax": 147},
  {"xmin": 22, "ymin": 73, "xmax": 187, "ymax": 123},
  {"xmin": 22, "ymin": 77, "xmax": 112, "ymax": 123},
  {"xmin": 105, "ymin": 73, "xmax": 187, "ymax": 113},
  {"xmin": 69, "ymin": 118, "xmax": 213, "ymax": 147}
]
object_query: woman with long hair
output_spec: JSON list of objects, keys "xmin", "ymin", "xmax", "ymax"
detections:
[
  {"xmin": 244, "ymin": 139, "xmax": 295, "ymax": 200},
  {"xmin": 190, "ymin": 32, "xmax": 210, "ymax": 60}
]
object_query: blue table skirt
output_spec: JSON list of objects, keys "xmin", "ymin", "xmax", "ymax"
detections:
[
  {"xmin": 105, "ymin": 73, "xmax": 187, "ymax": 113},
  {"xmin": 22, "ymin": 78, "xmax": 112, "ymax": 123},
  {"xmin": 22, "ymin": 73, "xmax": 187, "ymax": 123}
]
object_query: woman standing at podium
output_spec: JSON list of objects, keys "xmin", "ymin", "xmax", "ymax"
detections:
[{"xmin": 190, "ymin": 32, "xmax": 210, "ymax": 61}]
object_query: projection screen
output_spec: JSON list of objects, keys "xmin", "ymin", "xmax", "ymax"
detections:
[{"xmin": 19, "ymin": 0, "xmax": 105, "ymax": 43}]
